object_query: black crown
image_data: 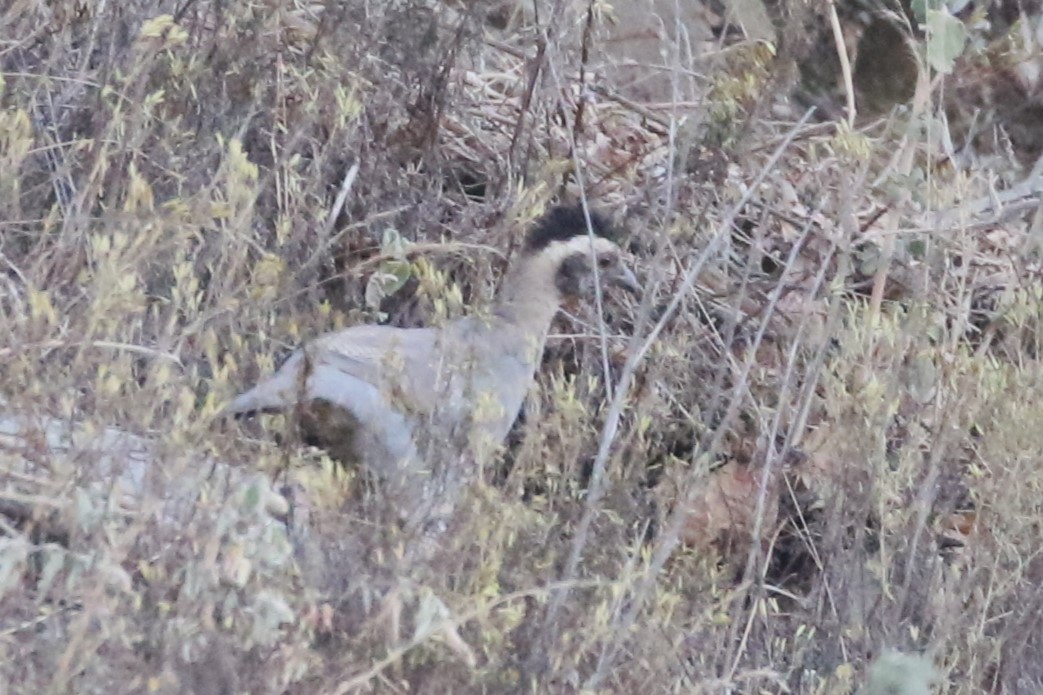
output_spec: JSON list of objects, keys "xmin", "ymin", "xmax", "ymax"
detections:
[{"xmin": 525, "ymin": 203, "xmax": 616, "ymax": 252}]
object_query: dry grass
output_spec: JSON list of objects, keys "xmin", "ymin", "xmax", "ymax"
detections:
[{"xmin": 3, "ymin": 1, "xmax": 1043, "ymax": 693}]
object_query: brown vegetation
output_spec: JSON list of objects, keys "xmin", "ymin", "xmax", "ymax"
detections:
[{"xmin": 3, "ymin": 0, "xmax": 1043, "ymax": 692}]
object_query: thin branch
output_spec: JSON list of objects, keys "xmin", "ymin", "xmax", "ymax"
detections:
[
  {"xmin": 541, "ymin": 109, "xmax": 816, "ymax": 672},
  {"xmin": 0, "ymin": 339, "xmax": 183, "ymax": 366},
  {"xmin": 322, "ymin": 161, "xmax": 360, "ymax": 242},
  {"xmin": 827, "ymin": 0, "xmax": 856, "ymax": 126},
  {"xmin": 592, "ymin": 180, "xmax": 826, "ymax": 690},
  {"xmin": 327, "ymin": 579, "xmax": 607, "ymax": 695}
]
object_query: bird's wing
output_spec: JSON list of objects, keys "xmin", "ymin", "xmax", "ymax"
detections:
[
  {"xmin": 223, "ymin": 324, "xmax": 442, "ymax": 417},
  {"xmin": 312, "ymin": 325, "xmax": 442, "ymax": 412}
]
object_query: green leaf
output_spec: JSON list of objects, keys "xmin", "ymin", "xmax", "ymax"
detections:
[
  {"xmin": 364, "ymin": 259, "xmax": 413, "ymax": 309},
  {"xmin": 865, "ymin": 650, "xmax": 937, "ymax": 695},
  {"xmin": 380, "ymin": 227, "xmax": 409, "ymax": 258},
  {"xmin": 906, "ymin": 237, "xmax": 927, "ymax": 259},
  {"xmin": 910, "ymin": 0, "xmax": 943, "ymax": 24},
  {"xmin": 926, "ymin": 10, "xmax": 968, "ymax": 74},
  {"xmin": 912, "ymin": 0, "xmax": 971, "ymax": 23},
  {"xmin": 37, "ymin": 545, "xmax": 65, "ymax": 597},
  {"xmin": 0, "ymin": 539, "xmax": 29, "ymax": 595},
  {"xmin": 242, "ymin": 482, "xmax": 261, "ymax": 512},
  {"xmin": 412, "ymin": 589, "xmax": 451, "ymax": 642}
]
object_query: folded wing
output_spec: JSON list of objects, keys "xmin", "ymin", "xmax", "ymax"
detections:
[{"xmin": 223, "ymin": 324, "xmax": 442, "ymax": 419}]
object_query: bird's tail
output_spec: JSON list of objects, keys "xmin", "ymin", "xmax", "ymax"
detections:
[
  {"xmin": 221, "ymin": 352, "xmax": 306, "ymax": 417},
  {"xmin": 221, "ymin": 387, "xmax": 279, "ymax": 418}
]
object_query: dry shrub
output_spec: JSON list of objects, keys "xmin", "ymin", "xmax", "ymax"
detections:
[{"xmin": 4, "ymin": 0, "xmax": 1043, "ymax": 693}]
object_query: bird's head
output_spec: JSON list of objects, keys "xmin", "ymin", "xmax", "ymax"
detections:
[{"xmin": 521, "ymin": 204, "xmax": 640, "ymax": 304}]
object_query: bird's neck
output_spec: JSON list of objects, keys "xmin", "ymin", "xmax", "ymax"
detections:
[{"xmin": 491, "ymin": 258, "xmax": 562, "ymax": 347}]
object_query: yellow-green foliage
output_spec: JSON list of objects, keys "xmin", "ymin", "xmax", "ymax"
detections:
[{"xmin": 3, "ymin": 1, "xmax": 1043, "ymax": 693}]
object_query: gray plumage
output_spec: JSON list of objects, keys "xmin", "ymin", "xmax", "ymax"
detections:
[{"xmin": 224, "ymin": 205, "xmax": 638, "ymax": 526}]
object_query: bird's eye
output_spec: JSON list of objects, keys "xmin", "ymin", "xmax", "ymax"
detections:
[{"xmin": 598, "ymin": 256, "xmax": 613, "ymax": 269}]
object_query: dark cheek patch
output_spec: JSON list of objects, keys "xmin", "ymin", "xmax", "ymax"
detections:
[{"xmin": 555, "ymin": 254, "xmax": 589, "ymax": 297}]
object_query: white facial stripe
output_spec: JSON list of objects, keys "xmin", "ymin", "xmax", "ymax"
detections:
[{"xmin": 543, "ymin": 234, "xmax": 618, "ymax": 263}]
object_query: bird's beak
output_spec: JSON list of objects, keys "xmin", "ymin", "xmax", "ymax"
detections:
[{"xmin": 610, "ymin": 264, "xmax": 641, "ymax": 295}]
